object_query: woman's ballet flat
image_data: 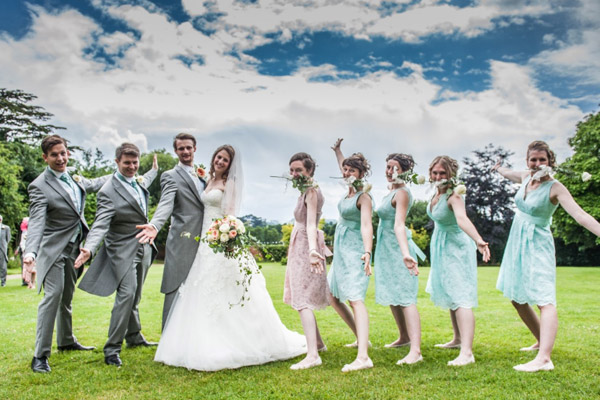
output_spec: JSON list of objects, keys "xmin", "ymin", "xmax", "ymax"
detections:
[
  {"xmin": 434, "ymin": 343, "xmax": 461, "ymax": 349},
  {"xmin": 513, "ymin": 360, "xmax": 554, "ymax": 372},
  {"xmin": 341, "ymin": 358, "xmax": 373, "ymax": 372},
  {"xmin": 344, "ymin": 340, "xmax": 372, "ymax": 348},
  {"xmin": 396, "ymin": 355, "xmax": 423, "ymax": 365},
  {"xmin": 317, "ymin": 345, "xmax": 327, "ymax": 352},
  {"xmin": 519, "ymin": 344, "xmax": 539, "ymax": 352},
  {"xmin": 447, "ymin": 355, "xmax": 475, "ymax": 366},
  {"xmin": 384, "ymin": 341, "xmax": 411, "ymax": 348},
  {"xmin": 290, "ymin": 357, "xmax": 322, "ymax": 370}
]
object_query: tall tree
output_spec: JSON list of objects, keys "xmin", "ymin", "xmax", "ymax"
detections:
[
  {"xmin": 0, "ymin": 143, "xmax": 27, "ymax": 231},
  {"xmin": 461, "ymin": 144, "xmax": 517, "ymax": 264},
  {"xmin": 0, "ymin": 88, "xmax": 65, "ymax": 142},
  {"xmin": 553, "ymin": 110, "xmax": 600, "ymax": 249}
]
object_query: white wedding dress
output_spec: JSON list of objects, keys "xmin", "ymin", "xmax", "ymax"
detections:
[{"xmin": 154, "ymin": 190, "xmax": 306, "ymax": 371}]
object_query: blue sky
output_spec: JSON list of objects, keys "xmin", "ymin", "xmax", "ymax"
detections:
[{"xmin": 1, "ymin": 0, "xmax": 598, "ymax": 221}]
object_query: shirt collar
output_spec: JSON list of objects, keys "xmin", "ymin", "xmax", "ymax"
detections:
[
  {"xmin": 178, "ymin": 162, "xmax": 194, "ymax": 173},
  {"xmin": 116, "ymin": 171, "xmax": 134, "ymax": 183},
  {"xmin": 47, "ymin": 166, "xmax": 67, "ymax": 179}
]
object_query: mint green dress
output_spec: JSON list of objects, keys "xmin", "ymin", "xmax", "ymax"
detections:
[
  {"xmin": 426, "ymin": 193, "xmax": 478, "ymax": 310},
  {"xmin": 328, "ymin": 191, "xmax": 372, "ymax": 302},
  {"xmin": 375, "ymin": 187, "xmax": 426, "ymax": 306},
  {"xmin": 497, "ymin": 176, "xmax": 559, "ymax": 305}
]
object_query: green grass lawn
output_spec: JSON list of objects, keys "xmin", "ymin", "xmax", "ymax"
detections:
[{"xmin": 1, "ymin": 264, "xmax": 599, "ymax": 399}]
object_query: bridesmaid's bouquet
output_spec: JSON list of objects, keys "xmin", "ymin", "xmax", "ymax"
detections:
[{"xmin": 200, "ymin": 216, "xmax": 262, "ymax": 308}]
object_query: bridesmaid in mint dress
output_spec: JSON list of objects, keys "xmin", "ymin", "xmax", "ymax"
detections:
[
  {"xmin": 426, "ymin": 156, "xmax": 490, "ymax": 367},
  {"xmin": 375, "ymin": 153, "xmax": 426, "ymax": 365},
  {"xmin": 328, "ymin": 139, "xmax": 374, "ymax": 372},
  {"xmin": 493, "ymin": 141, "xmax": 600, "ymax": 373}
]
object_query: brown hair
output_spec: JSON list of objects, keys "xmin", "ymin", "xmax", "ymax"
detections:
[
  {"xmin": 173, "ymin": 132, "xmax": 196, "ymax": 150},
  {"xmin": 386, "ymin": 153, "xmax": 415, "ymax": 173},
  {"xmin": 342, "ymin": 153, "xmax": 371, "ymax": 177},
  {"xmin": 41, "ymin": 135, "xmax": 68, "ymax": 155},
  {"xmin": 429, "ymin": 155, "xmax": 459, "ymax": 179},
  {"xmin": 115, "ymin": 143, "xmax": 140, "ymax": 160},
  {"xmin": 527, "ymin": 140, "xmax": 556, "ymax": 167},
  {"xmin": 209, "ymin": 144, "xmax": 235, "ymax": 180},
  {"xmin": 289, "ymin": 152, "xmax": 316, "ymax": 177}
]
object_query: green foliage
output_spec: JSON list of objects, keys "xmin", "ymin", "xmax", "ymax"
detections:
[
  {"xmin": 0, "ymin": 143, "xmax": 27, "ymax": 230},
  {"xmin": 322, "ymin": 221, "xmax": 336, "ymax": 246},
  {"xmin": 139, "ymin": 149, "xmax": 178, "ymax": 206},
  {"xmin": 281, "ymin": 224, "xmax": 293, "ymax": 245},
  {"xmin": 0, "ymin": 88, "xmax": 64, "ymax": 142},
  {"xmin": 553, "ymin": 110, "xmax": 600, "ymax": 249},
  {"xmin": 260, "ymin": 244, "xmax": 288, "ymax": 262},
  {"xmin": 405, "ymin": 200, "xmax": 431, "ymax": 232},
  {"xmin": 409, "ymin": 225, "xmax": 430, "ymax": 266},
  {"xmin": 247, "ymin": 225, "xmax": 282, "ymax": 243},
  {"xmin": 461, "ymin": 144, "xmax": 517, "ymax": 264}
]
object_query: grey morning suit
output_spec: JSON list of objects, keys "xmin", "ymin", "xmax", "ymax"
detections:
[
  {"xmin": 79, "ymin": 170, "xmax": 156, "ymax": 356},
  {"xmin": 0, "ymin": 223, "xmax": 11, "ymax": 286},
  {"xmin": 25, "ymin": 168, "xmax": 108, "ymax": 358},
  {"xmin": 150, "ymin": 164, "xmax": 205, "ymax": 329}
]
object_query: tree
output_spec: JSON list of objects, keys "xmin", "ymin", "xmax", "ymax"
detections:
[
  {"xmin": 553, "ymin": 110, "xmax": 600, "ymax": 249},
  {"xmin": 406, "ymin": 200, "xmax": 431, "ymax": 232},
  {"xmin": 0, "ymin": 143, "xmax": 27, "ymax": 231},
  {"xmin": 0, "ymin": 88, "xmax": 64, "ymax": 142},
  {"xmin": 461, "ymin": 144, "xmax": 517, "ymax": 264}
]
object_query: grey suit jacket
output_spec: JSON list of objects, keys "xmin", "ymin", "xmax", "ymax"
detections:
[
  {"xmin": 25, "ymin": 168, "xmax": 109, "ymax": 293},
  {"xmin": 0, "ymin": 224, "xmax": 10, "ymax": 261},
  {"xmin": 79, "ymin": 171, "xmax": 157, "ymax": 297},
  {"xmin": 151, "ymin": 165, "xmax": 205, "ymax": 294}
]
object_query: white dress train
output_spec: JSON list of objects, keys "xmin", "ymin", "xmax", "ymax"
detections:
[{"xmin": 154, "ymin": 189, "xmax": 306, "ymax": 371}]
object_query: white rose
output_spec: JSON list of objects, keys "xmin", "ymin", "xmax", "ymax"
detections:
[
  {"xmin": 454, "ymin": 184, "xmax": 467, "ymax": 195},
  {"xmin": 136, "ymin": 176, "xmax": 144, "ymax": 184},
  {"xmin": 417, "ymin": 175, "xmax": 426, "ymax": 185},
  {"xmin": 207, "ymin": 234, "xmax": 216, "ymax": 242},
  {"xmin": 219, "ymin": 223, "xmax": 230, "ymax": 233},
  {"xmin": 238, "ymin": 223, "xmax": 246, "ymax": 234},
  {"xmin": 582, "ymin": 172, "xmax": 592, "ymax": 182},
  {"xmin": 235, "ymin": 219, "xmax": 245, "ymax": 232},
  {"xmin": 220, "ymin": 233, "xmax": 229, "ymax": 243},
  {"xmin": 73, "ymin": 175, "xmax": 82, "ymax": 183}
]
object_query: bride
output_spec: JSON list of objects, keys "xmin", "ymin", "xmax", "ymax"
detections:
[{"xmin": 154, "ymin": 145, "xmax": 306, "ymax": 371}]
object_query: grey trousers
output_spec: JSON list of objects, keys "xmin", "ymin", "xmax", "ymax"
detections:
[
  {"xmin": 0, "ymin": 256, "xmax": 7, "ymax": 285},
  {"xmin": 104, "ymin": 244, "xmax": 151, "ymax": 356},
  {"xmin": 34, "ymin": 242, "xmax": 79, "ymax": 358}
]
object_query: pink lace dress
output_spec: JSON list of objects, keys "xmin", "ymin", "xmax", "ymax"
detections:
[{"xmin": 284, "ymin": 188, "xmax": 332, "ymax": 310}]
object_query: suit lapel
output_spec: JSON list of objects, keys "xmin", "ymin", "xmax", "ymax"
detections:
[
  {"xmin": 44, "ymin": 169, "xmax": 80, "ymax": 214},
  {"xmin": 112, "ymin": 176, "xmax": 147, "ymax": 219},
  {"xmin": 176, "ymin": 166, "xmax": 203, "ymax": 204}
]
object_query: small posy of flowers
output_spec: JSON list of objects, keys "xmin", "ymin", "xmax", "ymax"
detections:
[
  {"xmin": 433, "ymin": 177, "xmax": 467, "ymax": 195},
  {"xmin": 529, "ymin": 165, "xmax": 554, "ymax": 181},
  {"xmin": 271, "ymin": 173, "xmax": 319, "ymax": 194},
  {"xmin": 344, "ymin": 176, "xmax": 372, "ymax": 193},
  {"xmin": 136, "ymin": 176, "xmax": 145, "ymax": 184},
  {"xmin": 196, "ymin": 163, "xmax": 207, "ymax": 179},
  {"xmin": 72, "ymin": 174, "xmax": 82, "ymax": 183},
  {"xmin": 198, "ymin": 215, "xmax": 260, "ymax": 308},
  {"xmin": 391, "ymin": 166, "xmax": 426, "ymax": 186}
]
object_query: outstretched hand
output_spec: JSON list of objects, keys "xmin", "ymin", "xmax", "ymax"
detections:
[
  {"xmin": 491, "ymin": 157, "xmax": 503, "ymax": 173},
  {"xmin": 331, "ymin": 138, "xmax": 343, "ymax": 152},
  {"xmin": 361, "ymin": 253, "xmax": 372, "ymax": 276},
  {"xmin": 74, "ymin": 248, "xmax": 91, "ymax": 269},
  {"xmin": 309, "ymin": 250, "xmax": 326, "ymax": 274},
  {"xmin": 403, "ymin": 255, "xmax": 419, "ymax": 276},
  {"xmin": 477, "ymin": 239, "xmax": 491, "ymax": 262},
  {"xmin": 136, "ymin": 224, "xmax": 158, "ymax": 244}
]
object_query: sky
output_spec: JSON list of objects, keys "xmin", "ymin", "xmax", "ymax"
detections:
[{"xmin": 1, "ymin": 0, "xmax": 599, "ymax": 222}]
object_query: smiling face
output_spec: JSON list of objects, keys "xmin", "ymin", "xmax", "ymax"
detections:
[
  {"xmin": 342, "ymin": 164, "xmax": 362, "ymax": 180},
  {"xmin": 42, "ymin": 143, "xmax": 70, "ymax": 173},
  {"xmin": 385, "ymin": 159, "xmax": 401, "ymax": 182},
  {"xmin": 289, "ymin": 160, "xmax": 311, "ymax": 178},
  {"xmin": 174, "ymin": 139, "xmax": 196, "ymax": 166},
  {"xmin": 430, "ymin": 162, "xmax": 448, "ymax": 182},
  {"xmin": 212, "ymin": 149, "xmax": 231, "ymax": 175},
  {"xmin": 116, "ymin": 154, "xmax": 139, "ymax": 178},
  {"xmin": 527, "ymin": 149, "xmax": 549, "ymax": 172}
]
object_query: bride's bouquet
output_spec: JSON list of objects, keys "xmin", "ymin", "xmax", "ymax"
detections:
[{"xmin": 201, "ymin": 215, "xmax": 262, "ymax": 308}]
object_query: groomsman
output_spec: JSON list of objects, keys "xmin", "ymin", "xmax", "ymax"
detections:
[
  {"xmin": 136, "ymin": 133, "xmax": 205, "ymax": 329},
  {"xmin": 76, "ymin": 143, "xmax": 157, "ymax": 367},
  {"xmin": 0, "ymin": 215, "xmax": 11, "ymax": 287},
  {"xmin": 24, "ymin": 135, "xmax": 109, "ymax": 373}
]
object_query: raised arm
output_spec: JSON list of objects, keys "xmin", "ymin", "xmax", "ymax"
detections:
[
  {"xmin": 305, "ymin": 188, "xmax": 325, "ymax": 273},
  {"xmin": 357, "ymin": 193, "xmax": 373, "ymax": 276},
  {"xmin": 491, "ymin": 159, "xmax": 526, "ymax": 184},
  {"xmin": 81, "ymin": 174, "xmax": 111, "ymax": 193},
  {"xmin": 331, "ymin": 138, "xmax": 345, "ymax": 174},
  {"xmin": 448, "ymin": 193, "xmax": 490, "ymax": 262},
  {"xmin": 552, "ymin": 182, "xmax": 600, "ymax": 237},
  {"xmin": 393, "ymin": 190, "xmax": 419, "ymax": 275},
  {"xmin": 141, "ymin": 154, "xmax": 159, "ymax": 188}
]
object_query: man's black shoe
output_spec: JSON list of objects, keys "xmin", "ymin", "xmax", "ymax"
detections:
[
  {"xmin": 127, "ymin": 339, "xmax": 158, "ymax": 348},
  {"xmin": 58, "ymin": 342, "xmax": 96, "ymax": 351},
  {"xmin": 104, "ymin": 354, "xmax": 122, "ymax": 367},
  {"xmin": 31, "ymin": 356, "xmax": 51, "ymax": 373}
]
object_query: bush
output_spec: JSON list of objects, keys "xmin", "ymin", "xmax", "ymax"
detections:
[
  {"xmin": 260, "ymin": 244, "xmax": 288, "ymax": 262},
  {"xmin": 280, "ymin": 257, "xmax": 287, "ymax": 266}
]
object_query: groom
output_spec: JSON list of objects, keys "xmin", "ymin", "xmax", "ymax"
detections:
[
  {"xmin": 75, "ymin": 143, "xmax": 157, "ymax": 367},
  {"xmin": 136, "ymin": 132, "xmax": 205, "ymax": 329}
]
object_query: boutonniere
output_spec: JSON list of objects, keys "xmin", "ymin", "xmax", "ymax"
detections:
[
  {"xmin": 136, "ymin": 176, "xmax": 144, "ymax": 184},
  {"xmin": 271, "ymin": 173, "xmax": 319, "ymax": 194},
  {"xmin": 196, "ymin": 163, "xmax": 207, "ymax": 179},
  {"xmin": 72, "ymin": 175, "xmax": 82, "ymax": 183}
]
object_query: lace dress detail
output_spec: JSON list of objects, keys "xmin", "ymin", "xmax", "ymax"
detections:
[{"xmin": 154, "ymin": 190, "xmax": 306, "ymax": 371}]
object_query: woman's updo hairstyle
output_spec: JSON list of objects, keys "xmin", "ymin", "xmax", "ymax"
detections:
[
  {"xmin": 342, "ymin": 153, "xmax": 371, "ymax": 177},
  {"xmin": 527, "ymin": 140, "xmax": 556, "ymax": 167},
  {"xmin": 429, "ymin": 155, "xmax": 459, "ymax": 179},
  {"xmin": 289, "ymin": 152, "xmax": 317, "ymax": 177},
  {"xmin": 386, "ymin": 153, "xmax": 415, "ymax": 174}
]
